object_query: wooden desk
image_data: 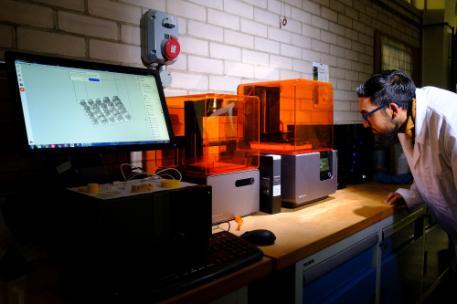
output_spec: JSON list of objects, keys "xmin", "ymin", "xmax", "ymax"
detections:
[
  {"xmin": 228, "ymin": 182, "xmax": 401, "ymax": 270},
  {"xmin": 164, "ymin": 182, "xmax": 411, "ymax": 303}
]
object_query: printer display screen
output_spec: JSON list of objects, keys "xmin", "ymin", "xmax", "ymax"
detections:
[{"xmin": 320, "ymin": 157, "xmax": 330, "ymax": 172}]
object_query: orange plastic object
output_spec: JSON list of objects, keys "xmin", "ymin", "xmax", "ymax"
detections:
[
  {"xmin": 234, "ymin": 215, "xmax": 243, "ymax": 231},
  {"xmin": 87, "ymin": 183, "xmax": 100, "ymax": 193},
  {"xmin": 166, "ymin": 94, "xmax": 260, "ymax": 176},
  {"xmin": 237, "ymin": 79, "xmax": 333, "ymax": 154},
  {"xmin": 160, "ymin": 178, "xmax": 181, "ymax": 188}
]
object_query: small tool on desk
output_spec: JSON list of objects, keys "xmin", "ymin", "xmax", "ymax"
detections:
[{"xmin": 234, "ymin": 215, "xmax": 243, "ymax": 231}]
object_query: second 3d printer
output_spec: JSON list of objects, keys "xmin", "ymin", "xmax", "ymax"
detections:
[{"xmin": 238, "ymin": 79, "xmax": 337, "ymax": 208}]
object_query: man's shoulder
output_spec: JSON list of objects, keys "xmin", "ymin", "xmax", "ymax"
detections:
[
  {"xmin": 417, "ymin": 86, "xmax": 457, "ymax": 108},
  {"xmin": 417, "ymin": 87, "xmax": 457, "ymax": 131},
  {"xmin": 417, "ymin": 86, "xmax": 454, "ymax": 95}
]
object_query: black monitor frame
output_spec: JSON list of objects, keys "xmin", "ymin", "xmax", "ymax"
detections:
[{"xmin": 5, "ymin": 51, "xmax": 175, "ymax": 154}]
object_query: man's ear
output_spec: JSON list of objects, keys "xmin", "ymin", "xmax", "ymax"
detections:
[{"xmin": 389, "ymin": 102, "xmax": 401, "ymax": 118}]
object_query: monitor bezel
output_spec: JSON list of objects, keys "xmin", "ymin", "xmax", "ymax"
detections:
[{"xmin": 5, "ymin": 51, "xmax": 175, "ymax": 153}]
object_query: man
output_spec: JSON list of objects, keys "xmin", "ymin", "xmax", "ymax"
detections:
[{"xmin": 357, "ymin": 70, "xmax": 457, "ymax": 245}]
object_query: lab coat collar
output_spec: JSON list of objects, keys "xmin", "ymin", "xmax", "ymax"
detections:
[
  {"xmin": 409, "ymin": 88, "xmax": 427, "ymax": 169},
  {"xmin": 414, "ymin": 88, "xmax": 427, "ymax": 145}
]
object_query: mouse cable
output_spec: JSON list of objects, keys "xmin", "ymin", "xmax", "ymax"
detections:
[{"xmin": 212, "ymin": 221, "xmax": 231, "ymax": 232}]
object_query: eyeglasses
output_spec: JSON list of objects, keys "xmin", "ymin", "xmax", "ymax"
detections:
[{"xmin": 362, "ymin": 103, "xmax": 386, "ymax": 121}]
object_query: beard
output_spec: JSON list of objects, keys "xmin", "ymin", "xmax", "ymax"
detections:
[
  {"xmin": 374, "ymin": 132, "xmax": 398, "ymax": 148},
  {"xmin": 373, "ymin": 115, "xmax": 402, "ymax": 147}
]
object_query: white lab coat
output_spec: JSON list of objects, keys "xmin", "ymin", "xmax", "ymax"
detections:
[{"xmin": 396, "ymin": 87, "xmax": 457, "ymax": 243}]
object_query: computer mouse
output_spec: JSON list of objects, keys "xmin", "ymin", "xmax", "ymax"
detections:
[{"xmin": 241, "ymin": 229, "xmax": 276, "ymax": 246}]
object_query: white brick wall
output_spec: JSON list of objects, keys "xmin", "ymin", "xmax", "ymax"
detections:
[
  {"xmin": 303, "ymin": 23, "xmax": 320, "ymax": 39},
  {"xmin": 224, "ymin": 30, "xmax": 254, "ymax": 48},
  {"xmin": 224, "ymin": 0, "xmax": 254, "ymax": 19},
  {"xmin": 210, "ymin": 43, "xmax": 241, "ymax": 61},
  {"xmin": 287, "ymin": 0, "xmax": 303, "ymax": 9},
  {"xmin": 254, "ymin": 8, "xmax": 279, "ymax": 27},
  {"xmin": 18, "ymin": 28, "xmax": 85, "ymax": 57},
  {"xmin": 121, "ymin": 25, "xmax": 140, "ymax": 45},
  {"xmin": 208, "ymin": 9, "xmax": 239, "ymax": 31},
  {"xmin": 292, "ymin": 7, "xmax": 311, "ymax": 23},
  {"xmin": 321, "ymin": 7, "xmax": 337, "ymax": 22},
  {"xmin": 189, "ymin": 0, "xmax": 223, "ymax": 10},
  {"xmin": 245, "ymin": 0, "xmax": 267, "ymax": 8},
  {"xmin": 255, "ymin": 37, "xmax": 279, "ymax": 54},
  {"xmin": 302, "ymin": 48, "xmax": 320, "ymax": 62},
  {"xmin": 292, "ymin": 59, "xmax": 311, "ymax": 73},
  {"xmin": 311, "ymin": 15, "xmax": 329, "ymax": 30},
  {"xmin": 291, "ymin": 33, "xmax": 311, "ymax": 48},
  {"xmin": 58, "ymin": 12, "xmax": 118, "ymax": 40},
  {"xmin": 267, "ymin": 0, "xmax": 281, "ymax": 13},
  {"xmin": 167, "ymin": 0, "xmax": 206, "ymax": 21},
  {"xmin": 89, "ymin": 40, "xmax": 141, "ymax": 65},
  {"xmin": 243, "ymin": 49, "xmax": 268, "ymax": 65},
  {"xmin": 209, "ymin": 75, "xmax": 241, "ymax": 91},
  {"xmin": 241, "ymin": 19, "xmax": 267, "ymax": 37},
  {"xmin": 269, "ymin": 27, "xmax": 291, "ymax": 44},
  {"xmin": 303, "ymin": 0, "xmax": 320, "ymax": 15},
  {"xmin": 225, "ymin": 61, "xmax": 254, "ymax": 78},
  {"xmin": 171, "ymin": 72, "xmax": 209, "ymax": 90},
  {"xmin": 169, "ymin": 54, "xmax": 187, "ymax": 71},
  {"xmin": 189, "ymin": 55, "xmax": 223, "ymax": 74},
  {"xmin": 280, "ymin": 70, "xmax": 301, "ymax": 79},
  {"xmin": 121, "ymin": 0, "xmax": 166, "ymax": 10},
  {"xmin": 270, "ymin": 55, "xmax": 292, "ymax": 70},
  {"xmin": 311, "ymin": 39, "xmax": 329, "ymax": 53},
  {"xmin": 88, "ymin": 0, "xmax": 142, "ymax": 25},
  {"xmin": 281, "ymin": 44, "xmax": 301, "ymax": 58},
  {"xmin": 0, "ymin": 0, "xmax": 54, "ymax": 29},
  {"xmin": 179, "ymin": 36, "xmax": 208, "ymax": 56},
  {"xmin": 284, "ymin": 18, "xmax": 302, "ymax": 34},
  {"xmin": 188, "ymin": 20, "xmax": 223, "ymax": 42},
  {"xmin": 34, "ymin": 0, "xmax": 85, "ymax": 11},
  {"xmin": 0, "ymin": 0, "xmax": 421, "ymax": 124}
]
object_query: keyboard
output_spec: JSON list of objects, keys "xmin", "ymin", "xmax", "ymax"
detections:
[{"xmin": 153, "ymin": 230, "xmax": 264, "ymax": 299}]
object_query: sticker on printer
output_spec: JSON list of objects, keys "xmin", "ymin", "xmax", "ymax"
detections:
[{"xmin": 273, "ymin": 185, "xmax": 281, "ymax": 196}]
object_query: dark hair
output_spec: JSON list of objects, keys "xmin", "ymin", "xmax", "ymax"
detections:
[{"xmin": 356, "ymin": 70, "xmax": 416, "ymax": 110}]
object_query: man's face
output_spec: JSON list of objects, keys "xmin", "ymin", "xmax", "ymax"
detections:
[{"xmin": 359, "ymin": 97, "xmax": 397, "ymax": 135}]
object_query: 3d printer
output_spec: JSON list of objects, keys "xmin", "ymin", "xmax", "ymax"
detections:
[
  {"xmin": 238, "ymin": 79, "xmax": 337, "ymax": 207},
  {"xmin": 165, "ymin": 94, "xmax": 260, "ymax": 223}
]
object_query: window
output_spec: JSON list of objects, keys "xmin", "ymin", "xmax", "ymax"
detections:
[
  {"xmin": 381, "ymin": 36, "xmax": 413, "ymax": 75},
  {"xmin": 374, "ymin": 31, "xmax": 421, "ymax": 85}
]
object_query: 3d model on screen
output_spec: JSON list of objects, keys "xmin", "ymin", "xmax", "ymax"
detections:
[{"xmin": 80, "ymin": 95, "xmax": 131, "ymax": 125}]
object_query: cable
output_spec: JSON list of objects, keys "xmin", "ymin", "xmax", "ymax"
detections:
[
  {"xmin": 155, "ymin": 167, "xmax": 183, "ymax": 181},
  {"xmin": 120, "ymin": 163, "xmax": 146, "ymax": 181},
  {"xmin": 120, "ymin": 163, "xmax": 183, "ymax": 182}
]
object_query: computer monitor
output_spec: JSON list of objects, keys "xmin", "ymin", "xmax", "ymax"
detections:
[{"xmin": 5, "ymin": 51, "xmax": 174, "ymax": 152}]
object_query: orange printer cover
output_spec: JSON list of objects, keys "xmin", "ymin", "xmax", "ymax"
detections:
[
  {"xmin": 165, "ymin": 93, "xmax": 260, "ymax": 176},
  {"xmin": 237, "ymin": 79, "xmax": 333, "ymax": 154}
]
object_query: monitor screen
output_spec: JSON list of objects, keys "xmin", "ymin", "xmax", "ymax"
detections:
[{"xmin": 6, "ymin": 52, "xmax": 174, "ymax": 151}]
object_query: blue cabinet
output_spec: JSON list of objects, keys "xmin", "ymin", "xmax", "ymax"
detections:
[
  {"xmin": 292, "ymin": 205, "xmax": 449, "ymax": 304},
  {"xmin": 302, "ymin": 235, "xmax": 378, "ymax": 304},
  {"xmin": 422, "ymin": 221, "xmax": 450, "ymax": 296},
  {"xmin": 380, "ymin": 210, "xmax": 425, "ymax": 304}
]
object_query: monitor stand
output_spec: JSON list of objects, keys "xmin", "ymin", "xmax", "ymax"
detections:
[{"xmin": 37, "ymin": 151, "xmax": 132, "ymax": 188}]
